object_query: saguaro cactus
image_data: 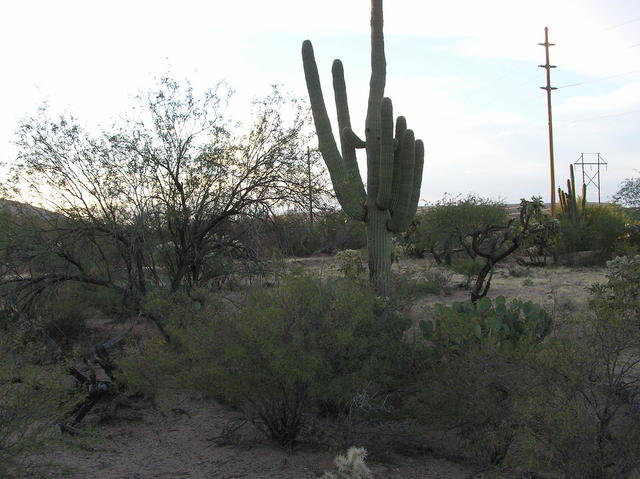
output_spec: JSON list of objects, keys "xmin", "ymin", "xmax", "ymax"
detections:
[
  {"xmin": 557, "ymin": 164, "xmax": 586, "ymax": 220},
  {"xmin": 301, "ymin": 0, "xmax": 424, "ymax": 296}
]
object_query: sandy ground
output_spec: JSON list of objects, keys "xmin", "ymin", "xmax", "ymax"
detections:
[{"xmin": 32, "ymin": 394, "xmax": 483, "ymax": 479}]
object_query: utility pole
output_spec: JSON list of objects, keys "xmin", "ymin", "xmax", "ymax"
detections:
[{"xmin": 539, "ymin": 27, "xmax": 557, "ymax": 215}]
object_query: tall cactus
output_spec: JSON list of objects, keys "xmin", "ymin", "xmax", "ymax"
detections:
[
  {"xmin": 301, "ymin": 0, "xmax": 424, "ymax": 296},
  {"xmin": 557, "ymin": 164, "xmax": 586, "ymax": 220}
]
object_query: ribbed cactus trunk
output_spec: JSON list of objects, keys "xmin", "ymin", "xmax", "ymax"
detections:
[
  {"xmin": 301, "ymin": 0, "xmax": 424, "ymax": 296},
  {"xmin": 367, "ymin": 202, "xmax": 392, "ymax": 295}
]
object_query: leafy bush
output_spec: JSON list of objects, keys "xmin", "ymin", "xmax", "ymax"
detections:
[
  {"xmin": 586, "ymin": 204, "xmax": 629, "ymax": 253},
  {"xmin": 391, "ymin": 266, "xmax": 453, "ymax": 299},
  {"xmin": 38, "ymin": 285, "xmax": 90, "ymax": 348},
  {"xmin": 516, "ymin": 278, "xmax": 640, "ymax": 478},
  {"xmin": 448, "ymin": 257, "xmax": 484, "ymax": 288},
  {"xmin": 412, "ymin": 297, "xmax": 552, "ymax": 465},
  {"xmin": 407, "ymin": 194, "xmax": 507, "ymax": 264},
  {"xmin": 121, "ymin": 275, "xmax": 412, "ymax": 446},
  {"xmin": 335, "ymin": 249, "xmax": 366, "ymax": 280},
  {"xmin": 265, "ymin": 210, "xmax": 367, "ymax": 257},
  {"xmin": 612, "ymin": 175, "xmax": 640, "ymax": 208},
  {"xmin": 555, "ymin": 204, "xmax": 630, "ymax": 257},
  {"xmin": 589, "ymin": 254, "xmax": 640, "ymax": 323},
  {"xmin": 0, "ymin": 335, "xmax": 79, "ymax": 477},
  {"xmin": 555, "ymin": 216, "xmax": 592, "ymax": 253}
]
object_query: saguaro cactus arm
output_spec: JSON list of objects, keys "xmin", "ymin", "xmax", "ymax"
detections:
[
  {"xmin": 342, "ymin": 127, "xmax": 366, "ymax": 148},
  {"xmin": 398, "ymin": 138, "xmax": 425, "ymax": 231},
  {"xmin": 377, "ymin": 97, "xmax": 395, "ymax": 209},
  {"xmin": 388, "ymin": 133, "xmax": 424, "ymax": 233},
  {"xmin": 332, "ymin": 60, "xmax": 366, "ymax": 193},
  {"xmin": 302, "ymin": 40, "xmax": 367, "ymax": 221}
]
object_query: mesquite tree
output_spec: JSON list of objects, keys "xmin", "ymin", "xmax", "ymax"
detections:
[{"xmin": 301, "ymin": 0, "xmax": 424, "ymax": 296}]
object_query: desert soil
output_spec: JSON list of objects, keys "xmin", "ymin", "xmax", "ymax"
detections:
[{"xmin": 29, "ymin": 256, "xmax": 607, "ymax": 479}]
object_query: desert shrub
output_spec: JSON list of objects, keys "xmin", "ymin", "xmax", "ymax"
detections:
[
  {"xmin": 267, "ymin": 210, "xmax": 367, "ymax": 257},
  {"xmin": 266, "ymin": 212, "xmax": 323, "ymax": 257},
  {"xmin": 412, "ymin": 297, "xmax": 552, "ymax": 465},
  {"xmin": 589, "ymin": 254, "xmax": 640, "ymax": 323},
  {"xmin": 612, "ymin": 175, "xmax": 640, "ymax": 208},
  {"xmin": 555, "ymin": 204, "xmax": 630, "ymax": 258},
  {"xmin": 516, "ymin": 304, "xmax": 640, "ymax": 476},
  {"xmin": 38, "ymin": 285, "xmax": 90, "ymax": 348},
  {"xmin": 555, "ymin": 216, "xmax": 592, "ymax": 253},
  {"xmin": 448, "ymin": 257, "xmax": 484, "ymax": 288},
  {"xmin": 624, "ymin": 222, "xmax": 640, "ymax": 249},
  {"xmin": 391, "ymin": 266, "xmax": 453, "ymax": 298},
  {"xmin": 407, "ymin": 194, "xmax": 507, "ymax": 264},
  {"xmin": 510, "ymin": 257, "xmax": 640, "ymax": 477},
  {"xmin": 318, "ymin": 210, "xmax": 367, "ymax": 252},
  {"xmin": 586, "ymin": 204, "xmax": 629, "ymax": 253},
  {"xmin": 335, "ymin": 249, "xmax": 366, "ymax": 280},
  {"xmin": 322, "ymin": 446, "xmax": 372, "ymax": 479},
  {"xmin": 122, "ymin": 275, "xmax": 412, "ymax": 446},
  {"xmin": 0, "ymin": 335, "xmax": 79, "ymax": 477},
  {"xmin": 518, "ymin": 205, "xmax": 559, "ymax": 266}
]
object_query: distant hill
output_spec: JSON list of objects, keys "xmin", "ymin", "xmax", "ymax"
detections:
[{"xmin": 0, "ymin": 198, "xmax": 56, "ymax": 219}]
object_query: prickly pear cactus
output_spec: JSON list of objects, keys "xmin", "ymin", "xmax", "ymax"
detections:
[{"xmin": 301, "ymin": 0, "xmax": 424, "ymax": 296}]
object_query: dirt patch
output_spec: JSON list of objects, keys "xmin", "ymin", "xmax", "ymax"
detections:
[{"xmin": 33, "ymin": 393, "xmax": 479, "ymax": 479}]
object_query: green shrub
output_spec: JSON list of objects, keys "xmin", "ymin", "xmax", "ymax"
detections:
[
  {"xmin": 335, "ymin": 249, "xmax": 366, "ymax": 280},
  {"xmin": 516, "ymin": 304, "xmax": 640, "ymax": 477},
  {"xmin": 555, "ymin": 204, "xmax": 630, "ymax": 257},
  {"xmin": 509, "ymin": 257, "xmax": 640, "ymax": 477},
  {"xmin": 266, "ymin": 210, "xmax": 367, "ymax": 257},
  {"xmin": 555, "ymin": 217, "xmax": 592, "ymax": 253},
  {"xmin": 0, "ymin": 335, "xmax": 79, "ymax": 477},
  {"xmin": 448, "ymin": 257, "xmax": 484, "ymax": 288},
  {"xmin": 408, "ymin": 194, "xmax": 507, "ymax": 264},
  {"xmin": 586, "ymin": 204, "xmax": 629, "ymax": 253},
  {"xmin": 121, "ymin": 275, "xmax": 412, "ymax": 446},
  {"xmin": 391, "ymin": 266, "xmax": 453, "ymax": 299},
  {"xmin": 589, "ymin": 254, "xmax": 640, "ymax": 323},
  {"xmin": 612, "ymin": 175, "xmax": 640, "ymax": 208},
  {"xmin": 412, "ymin": 297, "xmax": 552, "ymax": 465},
  {"xmin": 39, "ymin": 285, "xmax": 90, "ymax": 347}
]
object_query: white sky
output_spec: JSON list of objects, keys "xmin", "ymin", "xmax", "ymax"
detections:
[{"xmin": 1, "ymin": 0, "xmax": 639, "ymax": 204}]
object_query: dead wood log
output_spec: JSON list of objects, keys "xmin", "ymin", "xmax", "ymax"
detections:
[{"xmin": 59, "ymin": 316, "xmax": 138, "ymax": 431}]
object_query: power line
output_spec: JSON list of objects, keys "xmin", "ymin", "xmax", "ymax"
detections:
[
  {"xmin": 557, "ymin": 108, "xmax": 640, "ymax": 125},
  {"xmin": 600, "ymin": 17, "xmax": 640, "ymax": 32},
  {"xmin": 556, "ymin": 68, "xmax": 640, "ymax": 89}
]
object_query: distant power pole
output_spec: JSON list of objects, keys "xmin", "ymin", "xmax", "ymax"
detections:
[
  {"xmin": 575, "ymin": 153, "xmax": 608, "ymax": 204},
  {"xmin": 539, "ymin": 27, "xmax": 557, "ymax": 215}
]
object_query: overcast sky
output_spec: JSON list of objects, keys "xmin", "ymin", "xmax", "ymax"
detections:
[{"xmin": 1, "ymin": 0, "xmax": 639, "ymax": 204}]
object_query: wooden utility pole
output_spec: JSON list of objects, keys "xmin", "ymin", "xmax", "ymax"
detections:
[{"xmin": 539, "ymin": 27, "xmax": 557, "ymax": 215}]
